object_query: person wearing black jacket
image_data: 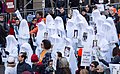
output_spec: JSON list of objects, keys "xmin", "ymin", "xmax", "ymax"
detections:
[{"xmin": 17, "ymin": 52, "xmax": 32, "ymax": 74}]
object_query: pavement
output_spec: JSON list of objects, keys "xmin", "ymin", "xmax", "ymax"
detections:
[{"xmin": 0, "ymin": 65, "xmax": 5, "ymax": 74}]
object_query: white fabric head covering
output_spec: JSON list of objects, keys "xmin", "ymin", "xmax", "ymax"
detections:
[
  {"xmin": 6, "ymin": 35, "xmax": 18, "ymax": 58},
  {"xmin": 106, "ymin": 17, "xmax": 118, "ymax": 43},
  {"xmin": 54, "ymin": 16, "xmax": 65, "ymax": 37},
  {"xmin": 18, "ymin": 19, "xmax": 30, "ymax": 45},
  {"xmin": 66, "ymin": 19, "xmax": 74, "ymax": 38},
  {"xmin": 46, "ymin": 14, "xmax": 55, "ymax": 29},
  {"xmin": 92, "ymin": 9, "xmax": 101, "ymax": 24},
  {"xmin": 76, "ymin": 14, "xmax": 88, "ymax": 27},
  {"xmin": 20, "ymin": 43, "xmax": 33, "ymax": 66},
  {"xmin": 71, "ymin": 9, "xmax": 80, "ymax": 21},
  {"xmin": 102, "ymin": 22, "xmax": 112, "ymax": 42},
  {"xmin": 36, "ymin": 21, "xmax": 46, "ymax": 45},
  {"xmin": 97, "ymin": 16, "xmax": 106, "ymax": 33},
  {"xmin": 7, "ymin": 56, "xmax": 15, "ymax": 63}
]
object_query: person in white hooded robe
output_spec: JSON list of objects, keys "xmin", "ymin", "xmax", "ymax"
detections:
[
  {"xmin": 63, "ymin": 38, "xmax": 78, "ymax": 74},
  {"xmin": 20, "ymin": 43, "xmax": 33, "ymax": 66},
  {"xmin": 6, "ymin": 35, "xmax": 18, "ymax": 63},
  {"xmin": 54, "ymin": 16, "xmax": 66, "ymax": 37},
  {"xmin": 5, "ymin": 56, "xmax": 17, "ymax": 74},
  {"xmin": 101, "ymin": 22, "xmax": 114, "ymax": 62},
  {"xmin": 18, "ymin": 19, "xmax": 30, "ymax": 46},
  {"xmin": 46, "ymin": 14, "xmax": 56, "ymax": 36}
]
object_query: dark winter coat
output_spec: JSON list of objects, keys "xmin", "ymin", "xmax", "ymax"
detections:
[{"xmin": 17, "ymin": 61, "xmax": 32, "ymax": 74}]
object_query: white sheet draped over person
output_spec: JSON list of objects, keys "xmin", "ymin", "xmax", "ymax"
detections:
[
  {"xmin": 18, "ymin": 19, "xmax": 30, "ymax": 46},
  {"xmin": 106, "ymin": 17, "xmax": 118, "ymax": 44},
  {"xmin": 101, "ymin": 22, "xmax": 114, "ymax": 62},
  {"xmin": 66, "ymin": 19, "xmax": 75, "ymax": 38},
  {"xmin": 96, "ymin": 32, "xmax": 110, "ymax": 62},
  {"xmin": 86, "ymin": 26, "xmax": 95, "ymax": 48},
  {"xmin": 63, "ymin": 38, "xmax": 78, "ymax": 74},
  {"xmin": 46, "ymin": 14, "xmax": 56, "ymax": 36},
  {"xmin": 6, "ymin": 35, "xmax": 18, "ymax": 63},
  {"xmin": 20, "ymin": 43, "xmax": 33, "ymax": 67},
  {"xmin": 54, "ymin": 16, "xmax": 66, "ymax": 37},
  {"xmin": 35, "ymin": 21, "xmax": 47, "ymax": 58}
]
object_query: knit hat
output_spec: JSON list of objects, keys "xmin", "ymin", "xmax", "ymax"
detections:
[{"xmin": 31, "ymin": 54, "xmax": 39, "ymax": 62}]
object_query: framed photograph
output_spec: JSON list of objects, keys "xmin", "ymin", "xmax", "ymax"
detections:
[
  {"xmin": 83, "ymin": 32, "xmax": 88, "ymax": 41},
  {"xmin": 92, "ymin": 40, "xmax": 98, "ymax": 47},
  {"xmin": 73, "ymin": 30, "xmax": 78, "ymax": 38},
  {"xmin": 44, "ymin": 32, "xmax": 48, "ymax": 39},
  {"xmin": 64, "ymin": 46, "xmax": 70, "ymax": 57}
]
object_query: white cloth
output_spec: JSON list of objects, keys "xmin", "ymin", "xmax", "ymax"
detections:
[
  {"xmin": 20, "ymin": 43, "xmax": 33, "ymax": 66},
  {"xmin": 46, "ymin": 14, "xmax": 56, "ymax": 36},
  {"xmin": 66, "ymin": 19, "xmax": 75, "ymax": 38},
  {"xmin": 54, "ymin": 16, "xmax": 65, "ymax": 37},
  {"xmin": 6, "ymin": 35, "xmax": 18, "ymax": 62},
  {"xmin": 5, "ymin": 66, "xmax": 17, "ymax": 74},
  {"xmin": 106, "ymin": 17, "xmax": 118, "ymax": 43},
  {"xmin": 92, "ymin": 9, "xmax": 101, "ymax": 24},
  {"xmin": 36, "ymin": 21, "xmax": 46, "ymax": 46},
  {"xmin": 18, "ymin": 19, "xmax": 30, "ymax": 46}
]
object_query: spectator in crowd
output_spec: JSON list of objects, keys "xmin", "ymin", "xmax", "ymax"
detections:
[
  {"xmin": 89, "ymin": 61, "xmax": 104, "ymax": 74},
  {"xmin": 109, "ymin": 7, "xmax": 119, "ymax": 24},
  {"xmin": 14, "ymin": 18, "xmax": 20, "ymax": 39},
  {"xmin": 45, "ymin": 60, "xmax": 55, "ymax": 74},
  {"xmin": 57, "ymin": 7, "xmax": 67, "ymax": 26},
  {"xmin": 36, "ymin": 11, "xmax": 43, "ymax": 23},
  {"xmin": 0, "ymin": 24, "xmax": 7, "ymax": 48},
  {"xmin": 17, "ymin": 52, "xmax": 32, "ymax": 74},
  {"xmin": 0, "ymin": 14, "xmax": 9, "ymax": 34},
  {"xmin": 116, "ymin": 17, "xmax": 120, "ymax": 40},
  {"xmin": 22, "ymin": 71, "xmax": 32, "ymax": 74},
  {"xmin": 31, "ymin": 54, "xmax": 44, "ymax": 74},
  {"xmin": 81, "ymin": 9, "xmax": 90, "ymax": 24},
  {"xmin": 35, "ymin": 39, "xmax": 52, "ymax": 73},
  {"xmin": 85, "ymin": 5, "xmax": 92, "ymax": 13},
  {"xmin": 5, "ymin": 56, "xmax": 16, "ymax": 74},
  {"xmin": 8, "ymin": 13, "xmax": 17, "ymax": 35},
  {"xmin": 56, "ymin": 52, "xmax": 71, "ymax": 74},
  {"xmin": 56, "ymin": 0, "xmax": 67, "ymax": 9}
]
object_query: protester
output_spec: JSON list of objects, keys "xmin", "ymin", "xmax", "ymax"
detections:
[
  {"xmin": 20, "ymin": 43, "xmax": 33, "ymax": 66},
  {"xmin": 56, "ymin": 52, "xmax": 71, "ymax": 74},
  {"xmin": 18, "ymin": 19, "xmax": 30, "ymax": 46},
  {"xmin": 37, "ymin": 39, "xmax": 52, "ymax": 70},
  {"xmin": 89, "ymin": 61, "xmax": 104, "ymax": 74},
  {"xmin": 6, "ymin": 35, "xmax": 18, "ymax": 63},
  {"xmin": 5, "ymin": 56, "xmax": 16, "ymax": 74},
  {"xmin": 17, "ymin": 52, "xmax": 32, "ymax": 74},
  {"xmin": 31, "ymin": 54, "xmax": 44, "ymax": 74},
  {"xmin": 45, "ymin": 60, "xmax": 55, "ymax": 74}
]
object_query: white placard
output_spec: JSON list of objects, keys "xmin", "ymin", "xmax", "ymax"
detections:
[
  {"xmin": 109, "ymin": 64, "xmax": 120, "ymax": 74},
  {"xmin": 15, "ymin": 10, "xmax": 23, "ymax": 21},
  {"xmin": 6, "ymin": 2, "xmax": 14, "ymax": 8},
  {"xmin": 99, "ymin": 0, "xmax": 103, "ymax": 3},
  {"xmin": 81, "ymin": 48, "xmax": 92, "ymax": 66}
]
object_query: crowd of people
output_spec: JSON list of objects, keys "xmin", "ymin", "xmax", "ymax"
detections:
[{"xmin": 0, "ymin": 3, "xmax": 120, "ymax": 74}]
